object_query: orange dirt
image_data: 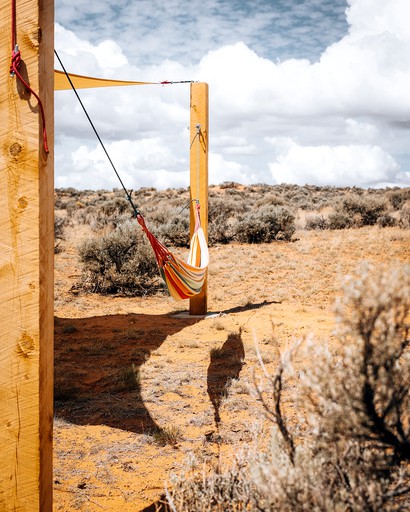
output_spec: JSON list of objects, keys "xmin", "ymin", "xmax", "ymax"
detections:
[{"xmin": 53, "ymin": 225, "xmax": 409, "ymax": 511}]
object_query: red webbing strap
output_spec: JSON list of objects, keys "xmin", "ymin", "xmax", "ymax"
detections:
[
  {"xmin": 193, "ymin": 201, "xmax": 201, "ymax": 232},
  {"xmin": 10, "ymin": 0, "xmax": 49, "ymax": 153}
]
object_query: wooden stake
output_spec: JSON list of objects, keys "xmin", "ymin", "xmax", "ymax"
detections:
[
  {"xmin": 189, "ymin": 82, "xmax": 209, "ymax": 315},
  {"xmin": 0, "ymin": 0, "xmax": 54, "ymax": 510}
]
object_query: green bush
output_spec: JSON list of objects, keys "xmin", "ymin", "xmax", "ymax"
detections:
[
  {"xmin": 78, "ymin": 220, "xmax": 162, "ymax": 296},
  {"xmin": 235, "ymin": 205, "xmax": 296, "ymax": 243}
]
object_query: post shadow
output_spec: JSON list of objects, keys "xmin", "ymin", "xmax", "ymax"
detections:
[
  {"xmin": 207, "ymin": 330, "xmax": 245, "ymax": 426},
  {"xmin": 54, "ymin": 312, "xmax": 199, "ymax": 434},
  {"xmin": 217, "ymin": 299, "xmax": 282, "ymax": 316}
]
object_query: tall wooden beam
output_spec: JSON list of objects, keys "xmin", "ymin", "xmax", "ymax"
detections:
[
  {"xmin": 0, "ymin": 0, "xmax": 54, "ymax": 510},
  {"xmin": 189, "ymin": 82, "xmax": 209, "ymax": 315}
]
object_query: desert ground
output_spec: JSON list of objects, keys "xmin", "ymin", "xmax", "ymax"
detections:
[{"xmin": 53, "ymin": 186, "xmax": 409, "ymax": 511}]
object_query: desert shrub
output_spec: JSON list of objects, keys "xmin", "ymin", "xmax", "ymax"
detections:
[
  {"xmin": 234, "ymin": 205, "xmax": 296, "ymax": 243},
  {"xmin": 166, "ymin": 263, "xmax": 410, "ymax": 511},
  {"xmin": 254, "ymin": 194, "xmax": 285, "ymax": 208},
  {"xmin": 74, "ymin": 205, "xmax": 99, "ymax": 227},
  {"xmin": 304, "ymin": 213, "xmax": 328, "ymax": 230},
  {"xmin": 388, "ymin": 188, "xmax": 410, "ymax": 210},
  {"xmin": 336, "ymin": 194, "xmax": 387, "ymax": 226},
  {"xmin": 100, "ymin": 197, "xmax": 130, "ymax": 216},
  {"xmin": 399, "ymin": 205, "xmax": 410, "ymax": 228},
  {"xmin": 54, "ymin": 215, "xmax": 68, "ymax": 253},
  {"xmin": 289, "ymin": 193, "xmax": 314, "ymax": 211},
  {"xmin": 166, "ymin": 460, "xmax": 255, "ymax": 511},
  {"xmin": 64, "ymin": 191, "xmax": 147, "ymax": 229},
  {"xmin": 82, "ymin": 197, "xmax": 133, "ymax": 230},
  {"xmin": 208, "ymin": 197, "xmax": 245, "ymax": 245},
  {"xmin": 78, "ymin": 220, "xmax": 162, "ymax": 295},
  {"xmin": 220, "ymin": 181, "xmax": 241, "ymax": 189},
  {"xmin": 152, "ymin": 425, "xmax": 182, "ymax": 447},
  {"xmin": 225, "ymin": 188, "xmax": 244, "ymax": 196},
  {"xmin": 65, "ymin": 187, "xmax": 79, "ymax": 198},
  {"xmin": 327, "ymin": 210, "xmax": 354, "ymax": 229},
  {"xmin": 155, "ymin": 210, "xmax": 191, "ymax": 248},
  {"xmin": 65, "ymin": 200, "xmax": 79, "ymax": 218},
  {"xmin": 308, "ymin": 264, "xmax": 410, "ymax": 460},
  {"xmin": 377, "ymin": 213, "xmax": 398, "ymax": 227},
  {"xmin": 208, "ymin": 217, "xmax": 236, "ymax": 245}
]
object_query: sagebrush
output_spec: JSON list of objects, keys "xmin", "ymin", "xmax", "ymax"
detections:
[
  {"xmin": 165, "ymin": 263, "xmax": 410, "ymax": 511},
  {"xmin": 78, "ymin": 220, "xmax": 162, "ymax": 296}
]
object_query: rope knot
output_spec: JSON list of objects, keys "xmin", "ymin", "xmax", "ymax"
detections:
[{"xmin": 10, "ymin": 46, "xmax": 21, "ymax": 76}]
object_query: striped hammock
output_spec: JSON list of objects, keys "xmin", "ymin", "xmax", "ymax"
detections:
[{"xmin": 136, "ymin": 203, "xmax": 209, "ymax": 300}]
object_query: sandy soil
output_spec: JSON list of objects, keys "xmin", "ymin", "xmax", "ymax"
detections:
[{"xmin": 53, "ymin": 225, "xmax": 409, "ymax": 511}]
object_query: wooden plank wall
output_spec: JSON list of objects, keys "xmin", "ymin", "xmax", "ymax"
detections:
[{"xmin": 0, "ymin": 0, "xmax": 54, "ymax": 510}]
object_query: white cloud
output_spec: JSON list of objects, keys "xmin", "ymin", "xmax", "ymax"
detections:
[
  {"xmin": 346, "ymin": 0, "xmax": 410, "ymax": 39},
  {"xmin": 213, "ymin": 135, "xmax": 258, "ymax": 155},
  {"xmin": 209, "ymin": 154, "xmax": 257, "ymax": 186},
  {"xmin": 55, "ymin": 24, "xmax": 129, "ymax": 74},
  {"xmin": 54, "ymin": 0, "xmax": 410, "ymax": 190},
  {"xmin": 68, "ymin": 138, "xmax": 187, "ymax": 189},
  {"xmin": 345, "ymin": 119, "xmax": 378, "ymax": 142},
  {"xmin": 268, "ymin": 141, "xmax": 400, "ymax": 187}
]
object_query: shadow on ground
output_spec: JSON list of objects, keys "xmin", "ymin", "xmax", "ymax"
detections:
[
  {"xmin": 218, "ymin": 299, "xmax": 282, "ymax": 315},
  {"xmin": 207, "ymin": 330, "xmax": 245, "ymax": 425},
  {"xmin": 54, "ymin": 313, "xmax": 199, "ymax": 434}
]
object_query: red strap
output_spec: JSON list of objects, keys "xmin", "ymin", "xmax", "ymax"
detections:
[
  {"xmin": 193, "ymin": 201, "xmax": 201, "ymax": 232},
  {"xmin": 10, "ymin": 0, "xmax": 49, "ymax": 154}
]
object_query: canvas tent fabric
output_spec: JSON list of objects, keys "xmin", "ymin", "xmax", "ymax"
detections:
[{"xmin": 54, "ymin": 69, "xmax": 155, "ymax": 90}]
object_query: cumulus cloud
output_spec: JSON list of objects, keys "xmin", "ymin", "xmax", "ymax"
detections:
[
  {"xmin": 267, "ymin": 139, "xmax": 400, "ymax": 187},
  {"xmin": 54, "ymin": 0, "xmax": 410, "ymax": 189}
]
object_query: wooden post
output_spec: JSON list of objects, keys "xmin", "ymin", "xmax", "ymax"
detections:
[
  {"xmin": 0, "ymin": 0, "xmax": 54, "ymax": 510},
  {"xmin": 189, "ymin": 82, "xmax": 209, "ymax": 315}
]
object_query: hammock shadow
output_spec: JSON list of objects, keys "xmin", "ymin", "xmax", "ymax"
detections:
[
  {"xmin": 207, "ymin": 330, "xmax": 245, "ymax": 426},
  {"xmin": 54, "ymin": 313, "xmax": 199, "ymax": 435}
]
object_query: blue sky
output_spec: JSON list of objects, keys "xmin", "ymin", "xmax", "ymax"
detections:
[
  {"xmin": 54, "ymin": 0, "xmax": 410, "ymax": 190},
  {"xmin": 56, "ymin": 0, "xmax": 348, "ymax": 65}
]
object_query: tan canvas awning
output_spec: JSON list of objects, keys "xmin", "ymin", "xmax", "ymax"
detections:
[{"xmin": 54, "ymin": 69, "xmax": 155, "ymax": 90}]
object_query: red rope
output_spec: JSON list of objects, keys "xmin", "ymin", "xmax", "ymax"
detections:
[
  {"xmin": 11, "ymin": 0, "xmax": 16, "ymax": 50},
  {"xmin": 10, "ymin": 0, "xmax": 49, "ymax": 153}
]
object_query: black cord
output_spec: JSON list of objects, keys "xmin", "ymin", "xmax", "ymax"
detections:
[{"xmin": 54, "ymin": 50, "xmax": 140, "ymax": 217}]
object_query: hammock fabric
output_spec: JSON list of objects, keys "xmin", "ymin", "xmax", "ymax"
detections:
[{"xmin": 136, "ymin": 203, "xmax": 209, "ymax": 300}]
